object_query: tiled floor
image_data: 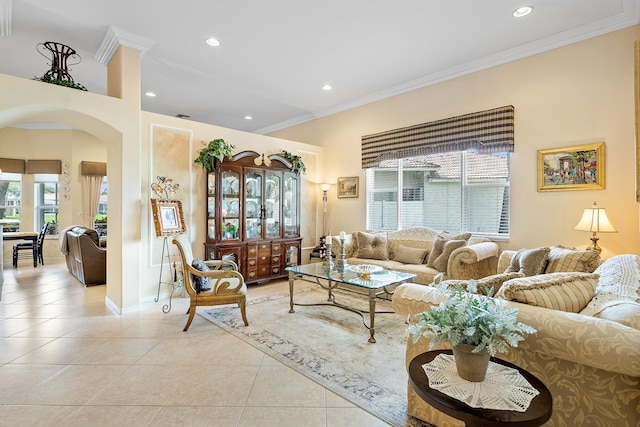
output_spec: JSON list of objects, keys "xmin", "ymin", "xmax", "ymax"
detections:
[{"xmin": 0, "ymin": 262, "xmax": 390, "ymax": 427}]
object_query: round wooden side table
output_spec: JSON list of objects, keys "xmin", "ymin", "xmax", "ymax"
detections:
[{"xmin": 408, "ymin": 350, "xmax": 552, "ymax": 427}]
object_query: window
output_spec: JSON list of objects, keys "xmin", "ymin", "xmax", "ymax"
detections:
[
  {"xmin": 0, "ymin": 173, "xmax": 22, "ymax": 231},
  {"xmin": 95, "ymin": 177, "xmax": 108, "ymax": 238},
  {"xmin": 366, "ymin": 151, "xmax": 510, "ymax": 238},
  {"xmin": 34, "ymin": 174, "xmax": 59, "ymax": 235}
]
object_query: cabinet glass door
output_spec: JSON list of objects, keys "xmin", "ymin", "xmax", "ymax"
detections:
[
  {"xmin": 207, "ymin": 172, "xmax": 216, "ymax": 240},
  {"xmin": 245, "ymin": 171, "xmax": 262, "ymax": 239},
  {"xmin": 283, "ymin": 173, "xmax": 298, "ymax": 237},
  {"xmin": 221, "ymin": 169, "xmax": 240, "ymax": 241},
  {"xmin": 265, "ymin": 173, "xmax": 281, "ymax": 238}
]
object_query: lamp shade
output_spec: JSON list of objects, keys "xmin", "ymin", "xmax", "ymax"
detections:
[
  {"xmin": 320, "ymin": 183, "xmax": 331, "ymax": 192},
  {"xmin": 574, "ymin": 202, "xmax": 617, "ymax": 233}
]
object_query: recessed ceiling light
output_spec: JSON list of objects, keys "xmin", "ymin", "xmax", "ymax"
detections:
[
  {"xmin": 244, "ymin": 116, "xmax": 253, "ymax": 120},
  {"xmin": 513, "ymin": 6, "xmax": 533, "ymax": 18},
  {"xmin": 322, "ymin": 84, "xmax": 333, "ymax": 91},
  {"xmin": 205, "ymin": 37, "xmax": 220, "ymax": 47},
  {"xmin": 145, "ymin": 91, "xmax": 156, "ymax": 97}
]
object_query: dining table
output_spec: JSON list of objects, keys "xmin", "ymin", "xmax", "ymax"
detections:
[{"xmin": 3, "ymin": 231, "xmax": 38, "ymax": 267}]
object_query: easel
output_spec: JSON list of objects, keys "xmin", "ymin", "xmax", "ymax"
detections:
[{"xmin": 154, "ymin": 236, "xmax": 179, "ymax": 313}]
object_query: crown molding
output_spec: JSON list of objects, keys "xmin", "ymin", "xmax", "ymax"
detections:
[
  {"xmin": 94, "ymin": 25, "xmax": 155, "ymax": 65},
  {"xmin": 0, "ymin": 0, "xmax": 12, "ymax": 37}
]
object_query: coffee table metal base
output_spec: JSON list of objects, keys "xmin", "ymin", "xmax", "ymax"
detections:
[{"xmin": 288, "ymin": 271, "xmax": 393, "ymax": 343}]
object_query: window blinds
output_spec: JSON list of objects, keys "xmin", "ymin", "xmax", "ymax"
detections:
[{"xmin": 361, "ymin": 105, "xmax": 514, "ymax": 169}]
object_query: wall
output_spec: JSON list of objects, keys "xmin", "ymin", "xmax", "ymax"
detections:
[{"xmin": 270, "ymin": 25, "xmax": 640, "ymax": 258}]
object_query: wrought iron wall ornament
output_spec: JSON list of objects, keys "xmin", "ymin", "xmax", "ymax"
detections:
[{"xmin": 35, "ymin": 41, "xmax": 87, "ymax": 91}]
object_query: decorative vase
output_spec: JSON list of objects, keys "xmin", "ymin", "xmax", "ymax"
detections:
[{"xmin": 452, "ymin": 343, "xmax": 491, "ymax": 382}]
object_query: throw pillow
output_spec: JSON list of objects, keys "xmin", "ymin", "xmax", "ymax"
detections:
[
  {"xmin": 191, "ymin": 258, "xmax": 212, "ymax": 293},
  {"xmin": 430, "ymin": 239, "xmax": 466, "ymax": 272},
  {"xmin": 504, "ymin": 247, "xmax": 550, "ymax": 276},
  {"xmin": 426, "ymin": 232, "xmax": 471, "ymax": 269},
  {"xmin": 580, "ymin": 254, "xmax": 640, "ymax": 317},
  {"xmin": 496, "ymin": 272, "xmax": 600, "ymax": 313},
  {"xmin": 475, "ymin": 272, "xmax": 526, "ymax": 296},
  {"xmin": 593, "ymin": 301, "xmax": 640, "ymax": 330},
  {"xmin": 355, "ymin": 231, "xmax": 388, "ymax": 260},
  {"xmin": 545, "ymin": 246, "xmax": 600, "ymax": 274},
  {"xmin": 393, "ymin": 244, "xmax": 428, "ymax": 264}
]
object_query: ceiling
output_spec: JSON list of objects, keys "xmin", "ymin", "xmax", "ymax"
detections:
[{"xmin": 1, "ymin": 0, "xmax": 639, "ymax": 134}]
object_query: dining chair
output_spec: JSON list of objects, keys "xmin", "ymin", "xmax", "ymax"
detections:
[
  {"xmin": 13, "ymin": 222, "xmax": 49, "ymax": 267},
  {"xmin": 172, "ymin": 236, "xmax": 248, "ymax": 331}
]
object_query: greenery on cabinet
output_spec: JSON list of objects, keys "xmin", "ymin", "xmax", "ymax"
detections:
[
  {"xmin": 35, "ymin": 73, "xmax": 87, "ymax": 91},
  {"xmin": 279, "ymin": 150, "xmax": 306, "ymax": 175},
  {"xmin": 194, "ymin": 139, "xmax": 236, "ymax": 171}
]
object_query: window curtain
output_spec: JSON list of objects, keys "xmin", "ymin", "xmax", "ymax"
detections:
[
  {"xmin": 80, "ymin": 161, "xmax": 106, "ymax": 229},
  {"xmin": 361, "ymin": 105, "xmax": 514, "ymax": 168}
]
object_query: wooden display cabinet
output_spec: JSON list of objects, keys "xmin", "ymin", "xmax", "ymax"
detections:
[{"xmin": 205, "ymin": 150, "xmax": 302, "ymax": 284}]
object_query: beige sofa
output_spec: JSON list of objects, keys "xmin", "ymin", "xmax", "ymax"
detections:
[
  {"xmin": 331, "ymin": 227, "xmax": 500, "ymax": 285},
  {"xmin": 392, "ymin": 253, "xmax": 640, "ymax": 427}
]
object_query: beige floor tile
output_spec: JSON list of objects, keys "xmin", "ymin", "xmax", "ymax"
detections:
[
  {"xmin": 0, "ymin": 317, "xmax": 48, "ymax": 337},
  {"xmin": 11, "ymin": 317, "xmax": 87, "ymax": 338},
  {"xmin": 0, "ymin": 364, "xmax": 65, "ymax": 403},
  {"xmin": 0, "ymin": 404, "xmax": 77, "ymax": 427},
  {"xmin": 12, "ymin": 337, "xmax": 109, "ymax": 364},
  {"xmin": 88, "ymin": 364, "xmax": 190, "ymax": 405},
  {"xmin": 326, "ymin": 390, "xmax": 357, "ymax": 408},
  {"xmin": 11, "ymin": 303, "xmax": 74, "ymax": 319},
  {"xmin": 0, "ymin": 337, "xmax": 56, "ymax": 364},
  {"xmin": 237, "ymin": 407, "xmax": 326, "ymax": 427},
  {"xmin": 246, "ymin": 365, "xmax": 326, "ymax": 407},
  {"xmin": 10, "ymin": 364, "xmax": 129, "ymax": 405},
  {"xmin": 326, "ymin": 407, "xmax": 392, "ymax": 426},
  {"xmin": 79, "ymin": 337, "xmax": 161, "ymax": 365},
  {"xmin": 61, "ymin": 405, "xmax": 162, "ymax": 427},
  {"xmin": 150, "ymin": 406, "xmax": 243, "ymax": 427},
  {"xmin": 167, "ymin": 365, "xmax": 260, "ymax": 406}
]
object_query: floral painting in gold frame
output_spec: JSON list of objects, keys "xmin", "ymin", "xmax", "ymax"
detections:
[
  {"xmin": 151, "ymin": 199, "xmax": 186, "ymax": 237},
  {"xmin": 537, "ymin": 142, "xmax": 604, "ymax": 191}
]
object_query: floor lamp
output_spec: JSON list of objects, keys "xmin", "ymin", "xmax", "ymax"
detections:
[{"xmin": 320, "ymin": 183, "xmax": 330, "ymax": 236}]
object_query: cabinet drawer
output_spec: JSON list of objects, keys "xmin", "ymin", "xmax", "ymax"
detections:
[
  {"xmin": 246, "ymin": 269, "xmax": 257, "ymax": 280},
  {"xmin": 247, "ymin": 258, "xmax": 257, "ymax": 267},
  {"xmin": 246, "ymin": 245, "xmax": 258, "ymax": 257},
  {"xmin": 258, "ymin": 243, "xmax": 271, "ymax": 256},
  {"xmin": 258, "ymin": 266, "xmax": 270, "ymax": 278},
  {"xmin": 258, "ymin": 255, "xmax": 270, "ymax": 266},
  {"xmin": 272, "ymin": 255, "xmax": 281, "ymax": 264},
  {"xmin": 272, "ymin": 243, "xmax": 282, "ymax": 254},
  {"xmin": 271, "ymin": 266, "xmax": 281, "ymax": 275}
]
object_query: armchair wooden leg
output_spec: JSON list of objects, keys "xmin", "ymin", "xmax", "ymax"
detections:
[
  {"xmin": 239, "ymin": 299, "xmax": 249, "ymax": 326},
  {"xmin": 183, "ymin": 305, "xmax": 196, "ymax": 331}
]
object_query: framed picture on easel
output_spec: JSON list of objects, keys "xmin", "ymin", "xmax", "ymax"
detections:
[{"xmin": 151, "ymin": 199, "xmax": 186, "ymax": 237}]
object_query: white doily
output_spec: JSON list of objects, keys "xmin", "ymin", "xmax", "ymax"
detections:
[{"xmin": 422, "ymin": 354, "xmax": 539, "ymax": 412}]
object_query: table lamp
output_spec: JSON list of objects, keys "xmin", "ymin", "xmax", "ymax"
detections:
[{"xmin": 574, "ymin": 201, "xmax": 617, "ymax": 252}]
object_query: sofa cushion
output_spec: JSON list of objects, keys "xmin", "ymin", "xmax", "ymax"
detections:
[
  {"xmin": 475, "ymin": 272, "xmax": 526, "ymax": 295},
  {"xmin": 393, "ymin": 244, "xmax": 428, "ymax": 264},
  {"xmin": 426, "ymin": 232, "xmax": 471, "ymax": 270},
  {"xmin": 592, "ymin": 301, "xmax": 640, "ymax": 330},
  {"xmin": 355, "ymin": 231, "xmax": 388, "ymax": 260},
  {"xmin": 504, "ymin": 247, "xmax": 550, "ymax": 276},
  {"xmin": 429, "ymin": 239, "xmax": 466, "ymax": 272},
  {"xmin": 496, "ymin": 272, "xmax": 600, "ymax": 313},
  {"xmin": 545, "ymin": 246, "xmax": 600, "ymax": 274},
  {"xmin": 191, "ymin": 258, "xmax": 212, "ymax": 293},
  {"xmin": 580, "ymin": 254, "xmax": 640, "ymax": 317}
]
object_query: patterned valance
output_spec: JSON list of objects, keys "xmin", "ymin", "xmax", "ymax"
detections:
[{"xmin": 361, "ymin": 105, "xmax": 514, "ymax": 168}]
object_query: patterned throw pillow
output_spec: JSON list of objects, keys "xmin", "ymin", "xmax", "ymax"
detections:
[
  {"xmin": 355, "ymin": 231, "xmax": 388, "ymax": 260},
  {"xmin": 430, "ymin": 240, "xmax": 466, "ymax": 272},
  {"xmin": 426, "ymin": 232, "xmax": 471, "ymax": 270},
  {"xmin": 504, "ymin": 247, "xmax": 550, "ymax": 276},
  {"xmin": 191, "ymin": 258, "xmax": 211, "ymax": 293},
  {"xmin": 393, "ymin": 244, "xmax": 429, "ymax": 265},
  {"xmin": 496, "ymin": 272, "xmax": 600, "ymax": 313},
  {"xmin": 475, "ymin": 272, "xmax": 526, "ymax": 295},
  {"xmin": 545, "ymin": 246, "xmax": 600, "ymax": 273}
]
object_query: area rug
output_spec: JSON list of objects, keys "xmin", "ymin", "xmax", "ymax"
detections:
[{"xmin": 199, "ymin": 279, "xmax": 431, "ymax": 427}]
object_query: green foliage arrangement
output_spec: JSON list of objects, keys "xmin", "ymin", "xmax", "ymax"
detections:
[
  {"xmin": 279, "ymin": 150, "xmax": 306, "ymax": 175},
  {"xmin": 35, "ymin": 74, "xmax": 87, "ymax": 91},
  {"xmin": 194, "ymin": 139, "xmax": 235, "ymax": 171},
  {"xmin": 407, "ymin": 281, "xmax": 536, "ymax": 356}
]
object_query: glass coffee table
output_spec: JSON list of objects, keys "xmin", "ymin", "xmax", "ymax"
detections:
[{"xmin": 285, "ymin": 263, "xmax": 416, "ymax": 343}]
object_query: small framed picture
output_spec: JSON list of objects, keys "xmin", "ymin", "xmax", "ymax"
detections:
[
  {"xmin": 337, "ymin": 176, "xmax": 359, "ymax": 198},
  {"xmin": 151, "ymin": 199, "xmax": 186, "ymax": 237},
  {"xmin": 537, "ymin": 142, "xmax": 605, "ymax": 191}
]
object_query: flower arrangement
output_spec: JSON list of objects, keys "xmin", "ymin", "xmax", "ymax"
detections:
[
  {"xmin": 407, "ymin": 280, "xmax": 536, "ymax": 357},
  {"xmin": 225, "ymin": 222, "xmax": 237, "ymax": 233},
  {"xmin": 151, "ymin": 176, "xmax": 179, "ymax": 199}
]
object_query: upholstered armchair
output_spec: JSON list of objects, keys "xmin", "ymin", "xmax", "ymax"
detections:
[{"xmin": 172, "ymin": 236, "xmax": 248, "ymax": 331}]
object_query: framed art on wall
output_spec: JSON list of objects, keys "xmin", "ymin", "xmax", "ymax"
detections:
[
  {"xmin": 337, "ymin": 176, "xmax": 359, "ymax": 198},
  {"xmin": 151, "ymin": 199, "xmax": 186, "ymax": 236},
  {"xmin": 537, "ymin": 142, "xmax": 605, "ymax": 191}
]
